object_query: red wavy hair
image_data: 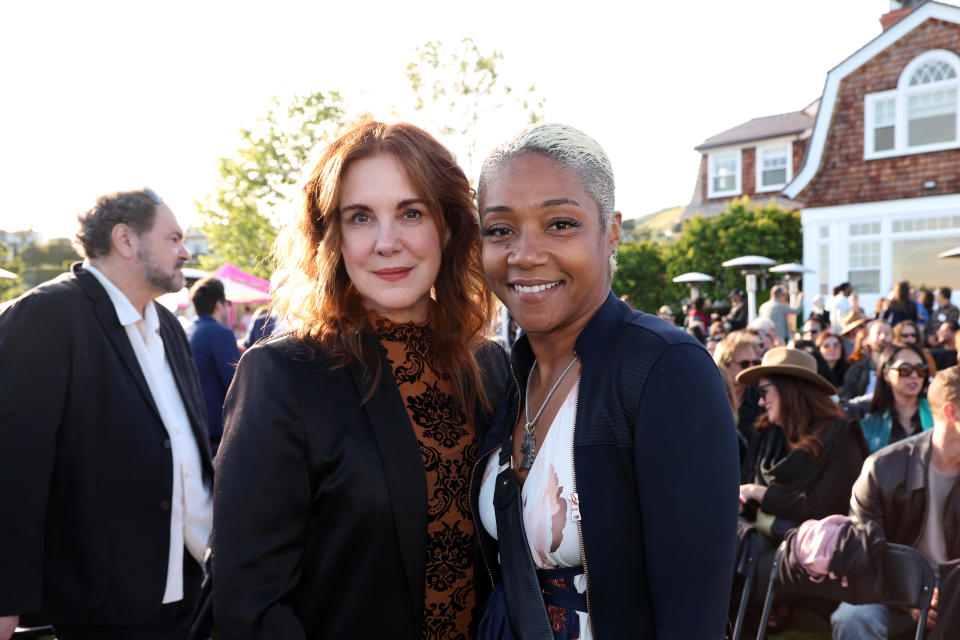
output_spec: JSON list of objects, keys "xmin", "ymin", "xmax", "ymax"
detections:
[{"xmin": 272, "ymin": 121, "xmax": 494, "ymax": 411}]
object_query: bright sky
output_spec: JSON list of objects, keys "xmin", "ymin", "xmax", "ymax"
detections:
[{"xmin": 2, "ymin": 0, "xmax": 950, "ymax": 240}]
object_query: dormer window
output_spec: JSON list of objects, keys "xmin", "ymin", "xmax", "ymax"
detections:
[
  {"xmin": 864, "ymin": 50, "xmax": 960, "ymax": 158},
  {"xmin": 707, "ymin": 150, "xmax": 741, "ymax": 198},
  {"xmin": 756, "ymin": 144, "xmax": 791, "ymax": 191}
]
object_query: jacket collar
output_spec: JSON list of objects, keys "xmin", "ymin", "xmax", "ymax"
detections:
[
  {"xmin": 73, "ymin": 263, "xmax": 162, "ymax": 422},
  {"xmin": 510, "ymin": 290, "xmax": 625, "ymax": 383},
  {"xmin": 905, "ymin": 430, "xmax": 933, "ymax": 492}
]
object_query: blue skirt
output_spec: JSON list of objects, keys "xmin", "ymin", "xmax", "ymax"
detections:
[{"xmin": 477, "ymin": 566, "xmax": 587, "ymax": 640}]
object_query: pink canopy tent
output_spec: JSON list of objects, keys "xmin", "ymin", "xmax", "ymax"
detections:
[{"xmin": 213, "ymin": 263, "xmax": 270, "ymax": 294}]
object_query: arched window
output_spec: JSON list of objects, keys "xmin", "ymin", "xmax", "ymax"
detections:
[{"xmin": 864, "ymin": 49, "xmax": 960, "ymax": 158}]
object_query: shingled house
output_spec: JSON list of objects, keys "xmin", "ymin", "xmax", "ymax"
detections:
[
  {"xmin": 785, "ymin": 0, "xmax": 960, "ymax": 312},
  {"xmin": 683, "ymin": 101, "xmax": 817, "ymax": 221},
  {"xmin": 685, "ymin": 0, "xmax": 960, "ymax": 314}
]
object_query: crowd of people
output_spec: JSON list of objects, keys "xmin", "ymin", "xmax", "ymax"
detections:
[
  {"xmin": 662, "ymin": 280, "xmax": 960, "ymax": 638},
  {"xmin": 0, "ymin": 115, "xmax": 957, "ymax": 640}
]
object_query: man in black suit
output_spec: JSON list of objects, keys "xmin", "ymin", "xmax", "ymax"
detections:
[{"xmin": 0, "ymin": 189, "xmax": 213, "ymax": 640}]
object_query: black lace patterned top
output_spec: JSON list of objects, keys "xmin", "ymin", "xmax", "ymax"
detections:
[{"xmin": 373, "ymin": 313, "xmax": 478, "ymax": 640}]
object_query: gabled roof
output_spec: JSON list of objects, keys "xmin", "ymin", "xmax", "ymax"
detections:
[
  {"xmin": 783, "ymin": 0, "xmax": 960, "ymax": 199},
  {"xmin": 695, "ymin": 110, "xmax": 815, "ymax": 151}
]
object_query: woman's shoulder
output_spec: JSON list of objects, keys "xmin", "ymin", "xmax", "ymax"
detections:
[
  {"xmin": 621, "ymin": 309, "xmax": 703, "ymax": 350},
  {"xmin": 239, "ymin": 332, "xmax": 337, "ymax": 373}
]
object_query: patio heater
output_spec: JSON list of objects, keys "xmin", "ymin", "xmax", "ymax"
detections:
[
  {"xmin": 769, "ymin": 262, "xmax": 816, "ymax": 308},
  {"xmin": 671, "ymin": 272, "xmax": 714, "ymax": 301},
  {"xmin": 721, "ymin": 255, "xmax": 776, "ymax": 324}
]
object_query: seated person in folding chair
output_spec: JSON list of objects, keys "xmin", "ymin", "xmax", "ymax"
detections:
[
  {"xmin": 736, "ymin": 347, "xmax": 869, "ymax": 625},
  {"xmin": 831, "ymin": 365, "xmax": 960, "ymax": 639}
]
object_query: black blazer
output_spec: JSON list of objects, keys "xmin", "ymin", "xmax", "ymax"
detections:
[
  {"xmin": 0, "ymin": 264, "xmax": 212, "ymax": 624},
  {"xmin": 212, "ymin": 332, "xmax": 509, "ymax": 639}
]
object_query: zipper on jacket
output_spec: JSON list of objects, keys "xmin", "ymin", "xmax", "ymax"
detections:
[
  {"xmin": 470, "ymin": 363, "xmax": 523, "ymax": 589},
  {"xmin": 570, "ymin": 351, "xmax": 594, "ymax": 638}
]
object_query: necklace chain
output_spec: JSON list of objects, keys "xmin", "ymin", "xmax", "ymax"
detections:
[{"xmin": 519, "ymin": 355, "xmax": 579, "ymax": 469}]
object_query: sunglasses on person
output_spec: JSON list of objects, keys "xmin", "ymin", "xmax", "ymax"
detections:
[
  {"xmin": 887, "ymin": 363, "xmax": 929, "ymax": 377},
  {"xmin": 821, "ymin": 342, "xmax": 842, "ymax": 350},
  {"xmin": 736, "ymin": 359, "xmax": 762, "ymax": 369},
  {"xmin": 899, "ymin": 331, "xmax": 918, "ymax": 339},
  {"xmin": 757, "ymin": 382, "xmax": 775, "ymax": 400}
]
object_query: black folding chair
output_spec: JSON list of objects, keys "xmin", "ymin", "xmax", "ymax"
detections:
[
  {"xmin": 880, "ymin": 543, "xmax": 936, "ymax": 640},
  {"xmin": 756, "ymin": 540, "xmax": 936, "ymax": 640},
  {"xmin": 731, "ymin": 527, "xmax": 758, "ymax": 640}
]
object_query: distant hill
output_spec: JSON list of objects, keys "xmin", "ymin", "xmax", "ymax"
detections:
[{"xmin": 621, "ymin": 206, "xmax": 685, "ymax": 242}]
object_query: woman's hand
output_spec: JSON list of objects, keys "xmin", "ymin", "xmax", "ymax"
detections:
[
  {"xmin": 909, "ymin": 587, "xmax": 938, "ymax": 630},
  {"xmin": 739, "ymin": 483, "xmax": 767, "ymax": 505}
]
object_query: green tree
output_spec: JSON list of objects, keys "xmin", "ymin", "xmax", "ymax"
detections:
[
  {"xmin": 611, "ymin": 240, "xmax": 671, "ymax": 314},
  {"xmin": 664, "ymin": 197, "xmax": 802, "ymax": 306},
  {"xmin": 406, "ymin": 37, "xmax": 546, "ymax": 182},
  {"xmin": 19, "ymin": 238, "xmax": 81, "ymax": 269},
  {"xmin": 0, "ymin": 258, "xmax": 25, "ymax": 303},
  {"xmin": 199, "ymin": 40, "xmax": 544, "ymax": 278},
  {"xmin": 197, "ymin": 91, "xmax": 349, "ymax": 279}
]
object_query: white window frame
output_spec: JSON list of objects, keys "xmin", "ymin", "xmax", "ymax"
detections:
[
  {"xmin": 755, "ymin": 143, "xmax": 792, "ymax": 192},
  {"xmin": 707, "ymin": 149, "xmax": 741, "ymax": 198},
  {"xmin": 864, "ymin": 49, "xmax": 960, "ymax": 160}
]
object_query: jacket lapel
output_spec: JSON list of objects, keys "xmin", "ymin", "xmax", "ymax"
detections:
[
  {"xmin": 77, "ymin": 267, "xmax": 162, "ymax": 423},
  {"xmin": 348, "ymin": 349, "xmax": 427, "ymax": 631}
]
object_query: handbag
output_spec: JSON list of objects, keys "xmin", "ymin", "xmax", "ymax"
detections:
[{"xmin": 490, "ymin": 446, "xmax": 554, "ymax": 640}]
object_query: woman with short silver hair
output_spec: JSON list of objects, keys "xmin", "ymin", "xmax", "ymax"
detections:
[{"xmin": 471, "ymin": 122, "xmax": 739, "ymax": 639}]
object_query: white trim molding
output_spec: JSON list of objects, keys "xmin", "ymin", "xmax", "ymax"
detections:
[
  {"xmin": 707, "ymin": 148, "xmax": 742, "ymax": 199},
  {"xmin": 864, "ymin": 49, "xmax": 960, "ymax": 159},
  {"xmin": 799, "ymin": 192, "xmax": 960, "ymax": 316},
  {"xmin": 755, "ymin": 141, "xmax": 793, "ymax": 192},
  {"xmin": 784, "ymin": 1, "xmax": 960, "ymax": 199}
]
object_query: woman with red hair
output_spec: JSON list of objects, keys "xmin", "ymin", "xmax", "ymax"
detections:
[{"xmin": 212, "ymin": 121, "xmax": 509, "ymax": 639}]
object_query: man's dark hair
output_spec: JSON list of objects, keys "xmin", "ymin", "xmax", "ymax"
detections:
[
  {"xmin": 833, "ymin": 282, "xmax": 851, "ymax": 296},
  {"xmin": 74, "ymin": 190, "xmax": 159, "ymax": 258},
  {"xmin": 938, "ymin": 286, "xmax": 953, "ymax": 301},
  {"xmin": 190, "ymin": 277, "xmax": 227, "ymax": 316}
]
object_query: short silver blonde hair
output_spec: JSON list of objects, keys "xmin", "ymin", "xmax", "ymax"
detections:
[{"xmin": 477, "ymin": 122, "xmax": 616, "ymax": 230}]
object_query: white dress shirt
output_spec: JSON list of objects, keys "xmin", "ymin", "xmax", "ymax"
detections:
[{"xmin": 84, "ymin": 262, "xmax": 213, "ymax": 603}]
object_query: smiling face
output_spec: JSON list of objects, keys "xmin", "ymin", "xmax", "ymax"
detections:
[
  {"xmin": 757, "ymin": 376, "xmax": 781, "ymax": 424},
  {"xmin": 479, "ymin": 153, "xmax": 620, "ymax": 341},
  {"xmin": 135, "ymin": 203, "xmax": 189, "ymax": 295},
  {"xmin": 338, "ymin": 153, "xmax": 443, "ymax": 325},
  {"xmin": 885, "ymin": 348, "xmax": 925, "ymax": 399}
]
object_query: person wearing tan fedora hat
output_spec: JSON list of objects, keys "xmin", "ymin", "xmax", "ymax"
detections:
[
  {"xmin": 734, "ymin": 347, "xmax": 869, "ymax": 625},
  {"xmin": 838, "ymin": 309, "xmax": 868, "ymax": 343}
]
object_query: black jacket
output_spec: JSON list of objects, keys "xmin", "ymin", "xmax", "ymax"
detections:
[
  {"xmin": 776, "ymin": 519, "xmax": 887, "ymax": 605},
  {"xmin": 757, "ymin": 419, "xmax": 869, "ymax": 524},
  {"xmin": 471, "ymin": 293, "xmax": 740, "ymax": 639},
  {"xmin": 212, "ymin": 333, "xmax": 509, "ymax": 639},
  {"xmin": 841, "ymin": 358, "xmax": 875, "ymax": 401},
  {"xmin": 850, "ymin": 430, "xmax": 960, "ymax": 561},
  {"xmin": 0, "ymin": 265, "xmax": 212, "ymax": 624}
]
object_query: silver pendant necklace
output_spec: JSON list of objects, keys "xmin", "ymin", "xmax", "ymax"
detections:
[{"xmin": 519, "ymin": 355, "xmax": 580, "ymax": 470}]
